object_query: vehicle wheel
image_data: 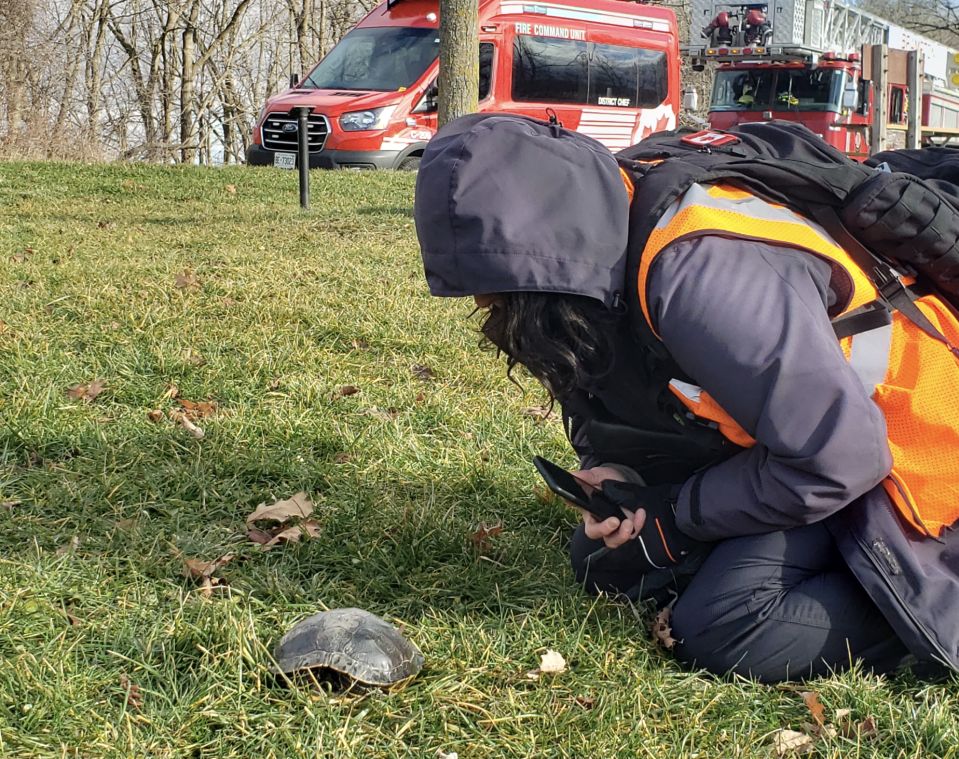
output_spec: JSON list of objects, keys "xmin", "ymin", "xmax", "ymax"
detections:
[{"xmin": 398, "ymin": 155, "xmax": 421, "ymax": 172}]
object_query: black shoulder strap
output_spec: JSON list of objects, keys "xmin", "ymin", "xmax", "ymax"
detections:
[{"xmin": 810, "ymin": 203, "xmax": 959, "ymax": 359}]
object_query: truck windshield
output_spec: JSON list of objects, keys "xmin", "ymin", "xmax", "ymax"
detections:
[
  {"xmin": 772, "ymin": 69, "xmax": 845, "ymax": 112},
  {"xmin": 710, "ymin": 69, "xmax": 774, "ymax": 111},
  {"xmin": 711, "ymin": 68, "xmax": 846, "ymax": 112},
  {"xmin": 301, "ymin": 27, "xmax": 438, "ymax": 92}
]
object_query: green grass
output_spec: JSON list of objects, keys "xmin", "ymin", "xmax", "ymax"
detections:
[{"xmin": 1, "ymin": 161, "xmax": 957, "ymax": 759}]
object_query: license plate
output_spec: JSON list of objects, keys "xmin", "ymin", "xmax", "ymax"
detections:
[{"xmin": 274, "ymin": 152, "xmax": 296, "ymax": 169}]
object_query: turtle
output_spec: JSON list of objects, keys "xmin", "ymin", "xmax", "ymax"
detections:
[{"xmin": 272, "ymin": 607, "xmax": 425, "ymax": 688}]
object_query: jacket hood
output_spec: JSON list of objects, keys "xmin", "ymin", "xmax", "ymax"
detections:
[{"xmin": 414, "ymin": 114, "xmax": 630, "ymax": 309}]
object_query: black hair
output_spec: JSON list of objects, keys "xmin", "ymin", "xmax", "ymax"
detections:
[{"xmin": 477, "ymin": 291, "xmax": 619, "ymax": 402}]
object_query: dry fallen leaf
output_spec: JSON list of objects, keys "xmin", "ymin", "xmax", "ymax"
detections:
[
  {"xmin": 246, "ymin": 528, "xmax": 274, "ymax": 544},
  {"xmin": 533, "ymin": 483, "xmax": 556, "ymax": 506},
  {"xmin": 522, "ymin": 405, "xmax": 554, "ymax": 421},
  {"xmin": 333, "ymin": 452, "xmax": 352, "ymax": 464},
  {"xmin": 12, "ymin": 252, "xmax": 30, "ymax": 263},
  {"xmin": 268, "ymin": 375, "xmax": 281, "ymax": 391},
  {"xmin": 575, "ymin": 695, "xmax": 595, "ymax": 709},
  {"xmin": 187, "ymin": 354, "xmax": 207, "ymax": 367},
  {"xmin": 246, "ymin": 492, "xmax": 313, "ymax": 524},
  {"xmin": 161, "ymin": 383, "xmax": 179, "ymax": 400},
  {"xmin": 801, "ymin": 691, "xmax": 826, "ymax": 726},
  {"xmin": 178, "ymin": 552, "xmax": 234, "ymax": 578},
  {"xmin": 539, "ymin": 649, "xmax": 567, "ymax": 673},
  {"xmin": 332, "ymin": 385, "xmax": 360, "ymax": 400},
  {"xmin": 56, "ymin": 536, "xmax": 80, "ymax": 555},
  {"xmin": 174, "ymin": 269, "xmax": 201, "ymax": 289},
  {"xmin": 2, "ymin": 500, "xmax": 22, "ymax": 510},
  {"xmin": 115, "ymin": 518, "xmax": 137, "ymax": 531},
  {"xmin": 120, "ymin": 674, "xmax": 143, "ymax": 709},
  {"xmin": 262, "ymin": 525, "xmax": 304, "ymax": 551},
  {"xmin": 176, "ymin": 398, "xmax": 218, "ymax": 420},
  {"xmin": 169, "ymin": 410, "xmax": 204, "ymax": 439},
  {"xmin": 840, "ymin": 716, "xmax": 879, "ymax": 740},
  {"xmin": 772, "ymin": 729, "xmax": 815, "ymax": 756},
  {"xmin": 299, "ymin": 519, "xmax": 322, "ymax": 538},
  {"xmin": 650, "ymin": 607, "xmax": 678, "ymax": 649},
  {"xmin": 65, "ymin": 611, "xmax": 83, "ymax": 627},
  {"xmin": 97, "ymin": 220, "xmax": 114, "ymax": 229},
  {"xmin": 66, "ymin": 380, "xmax": 105, "ymax": 402},
  {"xmin": 469, "ymin": 522, "xmax": 503, "ymax": 554},
  {"xmin": 226, "ymin": 184, "xmax": 236, "ymax": 194},
  {"xmin": 415, "ymin": 392, "xmax": 426, "ymax": 403},
  {"xmin": 147, "ymin": 409, "xmax": 164, "ymax": 423},
  {"xmin": 412, "ymin": 363, "xmax": 434, "ymax": 380},
  {"xmin": 351, "ymin": 338, "xmax": 370, "ymax": 350},
  {"xmin": 363, "ymin": 406, "xmax": 399, "ymax": 421},
  {"xmin": 220, "ymin": 296, "xmax": 235, "ymax": 306}
]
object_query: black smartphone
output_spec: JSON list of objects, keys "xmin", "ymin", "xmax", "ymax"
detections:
[{"xmin": 532, "ymin": 456, "xmax": 628, "ymax": 522}]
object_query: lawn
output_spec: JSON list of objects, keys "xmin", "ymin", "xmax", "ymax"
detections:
[{"xmin": 1, "ymin": 161, "xmax": 957, "ymax": 759}]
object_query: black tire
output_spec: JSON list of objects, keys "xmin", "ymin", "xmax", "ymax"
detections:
[{"xmin": 397, "ymin": 155, "xmax": 421, "ymax": 172}]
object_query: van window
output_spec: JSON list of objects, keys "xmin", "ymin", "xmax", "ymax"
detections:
[
  {"xmin": 479, "ymin": 42, "xmax": 494, "ymax": 101},
  {"xmin": 512, "ymin": 36, "xmax": 668, "ymax": 107},
  {"xmin": 302, "ymin": 27, "xmax": 438, "ymax": 92}
]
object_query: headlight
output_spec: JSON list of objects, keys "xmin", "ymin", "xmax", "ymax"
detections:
[
  {"xmin": 255, "ymin": 106, "xmax": 267, "ymax": 126},
  {"xmin": 339, "ymin": 106, "xmax": 396, "ymax": 132}
]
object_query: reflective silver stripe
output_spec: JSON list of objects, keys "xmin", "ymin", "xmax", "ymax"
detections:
[
  {"xmin": 652, "ymin": 183, "xmax": 843, "ymax": 251},
  {"xmin": 668, "ymin": 378, "xmax": 702, "ymax": 403},
  {"xmin": 849, "ymin": 322, "xmax": 893, "ymax": 396}
]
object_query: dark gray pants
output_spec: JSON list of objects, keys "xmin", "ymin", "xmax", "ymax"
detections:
[{"xmin": 571, "ymin": 521, "xmax": 910, "ymax": 682}]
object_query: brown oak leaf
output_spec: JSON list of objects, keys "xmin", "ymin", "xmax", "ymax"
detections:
[
  {"xmin": 650, "ymin": 607, "xmax": 678, "ymax": 649},
  {"xmin": 412, "ymin": 363, "xmax": 434, "ymax": 379},
  {"xmin": 246, "ymin": 492, "xmax": 313, "ymax": 524},
  {"xmin": 174, "ymin": 269, "xmax": 200, "ymax": 289},
  {"xmin": 261, "ymin": 525, "xmax": 304, "ymax": 551},
  {"xmin": 120, "ymin": 674, "xmax": 143, "ymax": 709},
  {"xmin": 469, "ymin": 522, "xmax": 503, "ymax": 554},
  {"xmin": 523, "ymin": 405, "xmax": 554, "ymax": 421},
  {"xmin": 801, "ymin": 691, "xmax": 826, "ymax": 726},
  {"xmin": 177, "ymin": 552, "xmax": 234, "ymax": 578},
  {"xmin": 332, "ymin": 385, "xmax": 360, "ymax": 400}
]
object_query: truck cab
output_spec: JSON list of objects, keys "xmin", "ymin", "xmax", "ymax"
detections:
[
  {"xmin": 247, "ymin": 0, "xmax": 680, "ymax": 170},
  {"xmin": 708, "ymin": 57, "xmax": 872, "ymax": 158}
]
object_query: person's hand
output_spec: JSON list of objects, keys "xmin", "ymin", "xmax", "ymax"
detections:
[{"xmin": 569, "ymin": 467, "xmax": 646, "ymax": 550}]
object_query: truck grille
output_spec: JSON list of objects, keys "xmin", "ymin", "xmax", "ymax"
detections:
[{"xmin": 262, "ymin": 112, "xmax": 330, "ymax": 153}]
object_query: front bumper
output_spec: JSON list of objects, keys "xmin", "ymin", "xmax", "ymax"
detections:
[{"xmin": 247, "ymin": 144, "xmax": 401, "ymax": 170}]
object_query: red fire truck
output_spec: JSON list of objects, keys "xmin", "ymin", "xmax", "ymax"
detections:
[
  {"xmin": 682, "ymin": 0, "xmax": 959, "ymax": 158},
  {"xmin": 247, "ymin": 0, "xmax": 679, "ymax": 170}
]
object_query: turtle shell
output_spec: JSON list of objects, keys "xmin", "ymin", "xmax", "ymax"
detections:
[{"xmin": 272, "ymin": 608, "xmax": 424, "ymax": 685}]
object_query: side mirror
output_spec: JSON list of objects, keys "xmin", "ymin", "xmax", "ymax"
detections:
[
  {"xmin": 290, "ymin": 72, "xmax": 301, "ymax": 89},
  {"xmin": 842, "ymin": 83, "xmax": 858, "ymax": 110},
  {"xmin": 683, "ymin": 87, "xmax": 699, "ymax": 112},
  {"xmin": 412, "ymin": 83, "xmax": 439, "ymax": 114}
]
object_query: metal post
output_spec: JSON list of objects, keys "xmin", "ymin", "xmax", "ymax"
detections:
[
  {"xmin": 906, "ymin": 49, "xmax": 923, "ymax": 150},
  {"xmin": 290, "ymin": 105, "xmax": 314, "ymax": 210}
]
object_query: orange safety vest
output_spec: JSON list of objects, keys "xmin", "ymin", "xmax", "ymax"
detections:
[{"xmin": 636, "ymin": 182, "xmax": 959, "ymax": 538}]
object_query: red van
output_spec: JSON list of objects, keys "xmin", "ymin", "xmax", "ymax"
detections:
[{"xmin": 247, "ymin": 0, "xmax": 679, "ymax": 170}]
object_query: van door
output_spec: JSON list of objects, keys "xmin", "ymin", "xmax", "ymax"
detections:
[{"xmin": 410, "ymin": 41, "xmax": 496, "ymax": 131}]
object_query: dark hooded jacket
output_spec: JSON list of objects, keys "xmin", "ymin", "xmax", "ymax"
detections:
[{"xmin": 415, "ymin": 114, "xmax": 959, "ymax": 671}]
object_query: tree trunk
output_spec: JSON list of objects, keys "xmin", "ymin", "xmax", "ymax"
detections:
[
  {"xmin": 180, "ymin": 1, "xmax": 199, "ymax": 163},
  {"xmin": 438, "ymin": 0, "xmax": 478, "ymax": 128}
]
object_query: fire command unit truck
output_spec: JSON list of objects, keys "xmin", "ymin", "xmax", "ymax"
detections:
[
  {"xmin": 247, "ymin": 0, "xmax": 680, "ymax": 170},
  {"xmin": 682, "ymin": 0, "xmax": 959, "ymax": 158}
]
